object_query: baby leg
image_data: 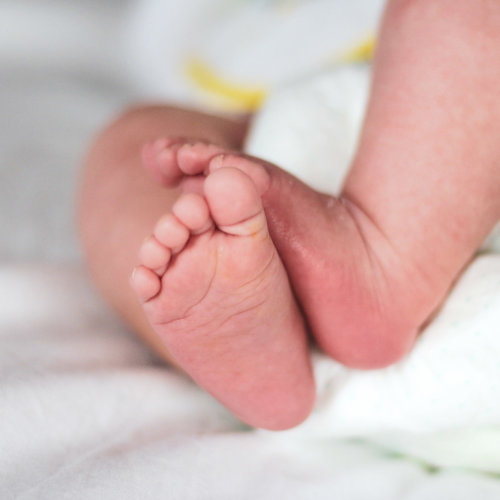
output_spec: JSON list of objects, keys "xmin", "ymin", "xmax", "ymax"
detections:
[
  {"xmin": 143, "ymin": 140, "xmax": 417, "ymax": 368},
  {"xmin": 143, "ymin": 0, "xmax": 500, "ymax": 370},
  {"xmin": 78, "ymin": 105, "xmax": 248, "ymax": 364},
  {"xmin": 78, "ymin": 105, "xmax": 314, "ymax": 429}
]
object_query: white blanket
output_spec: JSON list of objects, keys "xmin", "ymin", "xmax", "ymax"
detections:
[
  {"xmin": 247, "ymin": 66, "xmax": 500, "ymax": 472},
  {"xmin": 3, "ymin": 265, "xmax": 500, "ymax": 499},
  {"xmin": 2, "ymin": 1, "xmax": 500, "ymax": 498}
]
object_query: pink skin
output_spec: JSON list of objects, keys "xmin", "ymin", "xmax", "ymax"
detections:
[
  {"xmin": 130, "ymin": 166, "xmax": 315, "ymax": 430},
  {"xmin": 141, "ymin": 139, "xmax": 418, "ymax": 368},
  {"xmin": 77, "ymin": 0, "xmax": 500, "ymax": 433},
  {"xmin": 140, "ymin": 0, "xmax": 500, "ymax": 369},
  {"xmin": 140, "ymin": 115, "xmax": 500, "ymax": 371}
]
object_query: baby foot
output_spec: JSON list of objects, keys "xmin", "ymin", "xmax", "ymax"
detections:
[
  {"xmin": 142, "ymin": 139, "xmax": 440, "ymax": 369},
  {"xmin": 131, "ymin": 167, "xmax": 315, "ymax": 430},
  {"xmin": 142, "ymin": 138, "xmax": 224, "ymax": 187}
]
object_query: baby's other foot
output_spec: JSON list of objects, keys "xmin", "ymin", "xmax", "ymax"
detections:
[
  {"xmin": 142, "ymin": 137, "xmax": 272, "ymax": 198},
  {"xmin": 141, "ymin": 138, "xmax": 225, "ymax": 187},
  {"xmin": 131, "ymin": 167, "xmax": 315, "ymax": 430}
]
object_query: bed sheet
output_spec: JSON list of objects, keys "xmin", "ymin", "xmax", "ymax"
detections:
[{"xmin": 3, "ymin": 264, "xmax": 500, "ymax": 499}]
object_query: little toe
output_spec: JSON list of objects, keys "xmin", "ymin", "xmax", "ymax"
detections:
[
  {"xmin": 177, "ymin": 142, "xmax": 225, "ymax": 175},
  {"xmin": 139, "ymin": 236, "xmax": 171, "ymax": 274},
  {"xmin": 153, "ymin": 213, "xmax": 190, "ymax": 253},
  {"xmin": 130, "ymin": 266, "xmax": 161, "ymax": 303},
  {"xmin": 172, "ymin": 193, "xmax": 213, "ymax": 234},
  {"xmin": 204, "ymin": 167, "xmax": 267, "ymax": 237}
]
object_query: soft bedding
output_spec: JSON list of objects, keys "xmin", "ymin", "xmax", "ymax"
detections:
[
  {"xmin": 2, "ymin": 1, "xmax": 500, "ymax": 498},
  {"xmin": 3, "ymin": 265, "xmax": 500, "ymax": 499}
]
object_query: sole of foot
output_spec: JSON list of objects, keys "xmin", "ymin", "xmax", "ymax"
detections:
[{"xmin": 131, "ymin": 166, "xmax": 315, "ymax": 430}]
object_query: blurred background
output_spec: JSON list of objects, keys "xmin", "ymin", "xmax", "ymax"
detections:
[
  {"xmin": 0, "ymin": 0, "xmax": 384, "ymax": 263},
  {"xmin": 0, "ymin": 0, "xmax": 136, "ymax": 262}
]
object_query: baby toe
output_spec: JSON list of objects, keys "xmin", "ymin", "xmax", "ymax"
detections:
[
  {"xmin": 204, "ymin": 167, "xmax": 267, "ymax": 237},
  {"xmin": 139, "ymin": 236, "xmax": 171, "ymax": 274},
  {"xmin": 153, "ymin": 213, "xmax": 190, "ymax": 253},
  {"xmin": 177, "ymin": 142, "xmax": 225, "ymax": 176},
  {"xmin": 172, "ymin": 193, "xmax": 212, "ymax": 234},
  {"xmin": 130, "ymin": 266, "xmax": 161, "ymax": 303},
  {"xmin": 208, "ymin": 153, "xmax": 271, "ymax": 195},
  {"xmin": 142, "ymin": 138, "xmax": 185, "ymax": 186}
]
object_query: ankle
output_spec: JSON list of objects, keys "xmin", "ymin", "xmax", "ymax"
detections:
[{"xmin": 336, "ymin": 195, "xmax": 448, "ymax": 367}]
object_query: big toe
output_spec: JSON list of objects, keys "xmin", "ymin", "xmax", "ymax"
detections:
[{"xmin": 204, "ymin": 167, "xmax": 267, "ymax": 237}]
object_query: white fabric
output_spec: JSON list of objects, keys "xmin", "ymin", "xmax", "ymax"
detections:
[
  {"xmin": 126, "ymin": 0, "xmax": 385, "ymax": 108},
  {"xmin": 2, "ymin": 0, "xmax": 500, "ymax": 498},
  {"xmin": 3, "ymin": 265, "xmax": 500, "ymax": 499},
  {"xmin": 246, "ymin": 66, "xmax": 500, "ymax": 472}
]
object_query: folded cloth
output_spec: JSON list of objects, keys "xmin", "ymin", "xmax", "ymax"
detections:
[
  {"xmin": 246, "ymin": 65, "xmax": 500, "ymax": 473},
  {"xmin": 126, "ymin": 0, "xmax": 385, "ymax": 111}
]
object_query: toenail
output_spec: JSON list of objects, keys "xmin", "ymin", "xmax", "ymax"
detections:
[
  {"xmin": 131, "ymin": 267, "xmax": 138, "ymax": 281},
  {"xmin": 209, "ymin": 154, "xmax": 225, "ymax": 171}
]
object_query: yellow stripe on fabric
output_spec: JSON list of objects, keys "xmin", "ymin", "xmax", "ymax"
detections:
[
  {"xmin": 185, "ymin": 58, "xmax": 267, "ymax": 112},
  {"xmin": 185, "ymin": 36, "xmax": 375, "ymax": 112},
  {"xmin": 338, "ymin": 36, "xmax": 376, "ymax": 64}
]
